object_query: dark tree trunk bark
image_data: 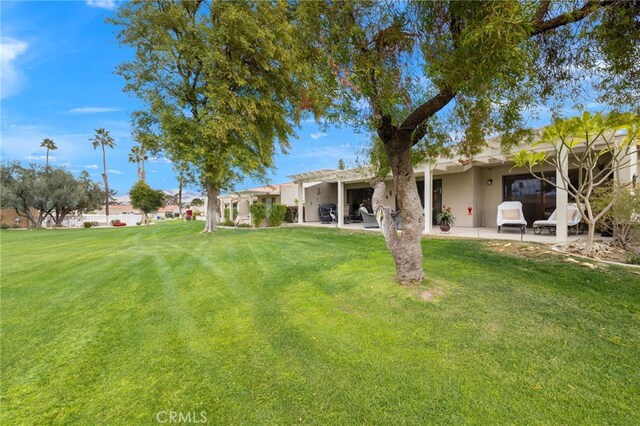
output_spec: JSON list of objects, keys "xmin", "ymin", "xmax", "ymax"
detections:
[
  {"xmin": 379, "ymin": 132, "xmax": 425, "ymax": 284},
  {"xmin": 203, "ymin": 180, "xmax": 217, "ymax": 232}
]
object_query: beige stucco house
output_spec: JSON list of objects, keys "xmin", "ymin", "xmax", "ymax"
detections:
[
  {"xmin": 289, "ymin": 132, "xmax": 638, "ymax": 243},
  {"xmin": 219, "ymin": 183, "xmax": 306, "ymax": 225}
]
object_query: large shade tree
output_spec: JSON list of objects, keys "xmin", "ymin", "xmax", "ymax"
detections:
[
  {"xmin": 297, "ymin": 0, "xmax": 640, "ymax": 283},
  {"xmin": 0, "ymin": 164, "xmax": 105, "ymax": 228},
  {"xmin": 111, "ymin": 0, "xmax": 310, "ymax": 232}
]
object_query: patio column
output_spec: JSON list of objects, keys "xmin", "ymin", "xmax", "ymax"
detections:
[
  {"xmin": 248, "ymin": 194, "xmax": 253, "ymax": 226},
  {"xmin": 556, "ymin": 146, "xmax": 568, "ymax": 243},
  {"xmin": 423, "ymin": 163, "xmax": 432, "ymax": 234},
  {"xmin": 230, "ymin": 202, "xmax": 235, "ymax": 222},
  {"xmin": 297, "ymin": 182, "xmax": 304, "ymax": 224},
  {"xmin": 337, "ymin": 177, "xmax": 344, "ymax": 228}
]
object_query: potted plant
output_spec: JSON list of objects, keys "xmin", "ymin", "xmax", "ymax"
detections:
[{"xmin": 436, "ymin": 206, "xmax": 455, "ymax": 232}]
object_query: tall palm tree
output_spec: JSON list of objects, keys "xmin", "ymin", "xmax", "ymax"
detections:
[
  {"xmin": 90, "ymin": 128, "xmax": 116, "ymax": 223},
  {"xmin": 128, "ymin": 144, "xmax": 149, "ymax": 181},
  {"xmin": 40, "ymin": 138, "xmax": 57, "ymax": 168}
]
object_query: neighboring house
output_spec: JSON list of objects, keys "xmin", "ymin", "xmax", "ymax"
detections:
[
  {"xmin": 289, "ymin": 132, "xmax": 638, "ymax": 243},
  {"xmin": 0, "ymin": 208, "xmax": 32, "ymax": 229},
  {"xmin": 93, "ymin": 204, "xmax": 142, "ymax": 215},
  {"xmin": 156, "ymin": 205, "xmax": 181, "ymax": 218},
  {"xmin": 219, "ymin": 183, "xmax": 307, "ymax": 224}
]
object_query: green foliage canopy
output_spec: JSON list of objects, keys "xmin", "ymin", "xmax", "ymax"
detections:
[{"xmin": 129, "ymin": 181, "xmax": 166, "ymax": 218}]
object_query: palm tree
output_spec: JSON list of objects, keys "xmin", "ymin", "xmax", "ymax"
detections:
[
  {"xmin": 40, "ymin": 138, "xmax": 57, "ymax": 168},
  {"xmin": 90, "ymin": 128, "xmax": 116, "ymax": 223},
  {"xmin": 128, "ymin": 144, "xmax": 149, "ymax": 181}
]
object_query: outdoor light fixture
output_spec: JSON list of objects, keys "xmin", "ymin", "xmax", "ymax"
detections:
[{"xmin": 487, "ymin": 179, "xmax": 493, "ymax": 186}]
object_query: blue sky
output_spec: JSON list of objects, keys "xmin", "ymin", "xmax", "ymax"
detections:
[
  {"xmin": 2, "ymin": 1, "xmax": 608, "ymax": 199},
  {"xmin": 0, "ymin": 0, "xmax": 369, "ymax": 198}
]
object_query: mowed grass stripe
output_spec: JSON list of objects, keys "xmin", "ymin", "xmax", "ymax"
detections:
[{"xmin": 1, "ymin": 221, "xmax": 638, "ymax": 424}]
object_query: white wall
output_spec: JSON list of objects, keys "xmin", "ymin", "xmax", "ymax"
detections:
[
  {"xmin": 279, "ymin": 185, "xmax": 300, "ymax": 206},
  {"xmin": 304, "ymin": 182, "xmax": 338, "ymax": 222},
  {"xmin": 73, "ymin": 213, "xmax": 144, "ymax": 227},
  {"xmin": 439, "ymin": 170, "xmax": 476, "ymax": 227}
]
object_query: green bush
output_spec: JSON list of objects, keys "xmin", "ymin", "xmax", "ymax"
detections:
[
  {"xmin": 236, "ymin": 223, "xmax": 251, "ymax": 228},
  {"xmin": 268, "ymin": 204, "xmax": 287, "ymax": 227},
  {"xmin": 223, "ymin": 219, "xmax": 235, "ymax": 226},
  {"xmin": 83, "ymin": 222, "xmax": 93, "ymax": 228},
  {"xmin": 1, "ymin": 223, "xmax": 10, "ymax": 230},
  {"xmin": 165, "ymin": 212, "xmax": 174, "ymax": 219},
  {"xmin": 627, "ymin": 254, "xmax": 640, "ymax": 265},
  {"xmin": 224, "ymin": 208, "xmax": 230, "ymax": 221},
  {"xmin": 284, "ymin": 206, "xmax": 299, "ymax": 223},
  {"xmin": 250, "ymin": 203, "xmax": 268, "ymax": 228}
]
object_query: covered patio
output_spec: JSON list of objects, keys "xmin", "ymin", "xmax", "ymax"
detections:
[{"xmin": 287, "ymin": 221, "xmax": 595, "ymax": 244}]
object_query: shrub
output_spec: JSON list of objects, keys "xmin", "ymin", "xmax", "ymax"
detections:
[
  {"xmin": 224, "ymin": 207, "xmax": 230, "ymax": 221},
  {"xmin": 268, "ymin": 204, "xmax": 287, "ymax": 227},
  {"xmin": 627, "ymin": 254, "xmax": 640, "ymax": 265},
  {"xmin": 223, "ymin": 219, "xmax": 235, "ymax": 226},
  {"xmin": 1, "ymin": 223, "xmax": 10, "ymax": 230},
  {"xmin": 250, "ymin": 203, "xmax": 268, "ymax": 228},
  {"xmin": 594, "ymin": 184, "xmax": 640, "ymax": 249},
  {"xmin": 284, "ymin": 206, "xmax": 298, "ymax": 223},
  {"xmin": 236, "ymin": 223, "xmax": 251, "ymax": 228},
  {"xmin": 111, "ymin": 219, "xmax": 122, "ymax": 225},
  {"xmin": 165, "ymin": 212, "xmax": 174, "ymax": 219},
  {"xmin": 83, "ymin": 222, "xmax": 93, "ymax": 228},
  {"xmin": 185, "ymin": 216, "xmax": 192, "ymax": 221}
]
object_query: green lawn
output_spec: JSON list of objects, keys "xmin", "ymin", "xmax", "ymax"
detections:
[{"xmin": 1, "ymin": 221, "xmax": 639, "ymax": 424}]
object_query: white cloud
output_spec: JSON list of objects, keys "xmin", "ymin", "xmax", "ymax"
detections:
[
  {"xmin": 310, "ymin": 132, "xmax": 328, "ymax": 140},
  {"xmin": 26, "ymin": 154, "xmax": 48, "ymax": 161},
  {"xmin": 86, "ymin": 0, "xmax": 117, "ymax": 11},
  {"xmin": 0, "ymin": 123, "xmax": 93, "ymax": 161},
  {"xmin": 68, "ymin": 107, "xmax": 120, "ymax": 114},
  {"xmin": 83, "ymin": 164, "xmax": 99, "ymax": 169},
  {"xmin": 1, "ymin": 37, "xmax": 29, "ymax": 99},
  {"xmin": 107, "ymin": 169, "xmax": 123, "ymax": 174}
]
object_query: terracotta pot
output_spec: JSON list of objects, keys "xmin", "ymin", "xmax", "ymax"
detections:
[{"xmin": 439, "ymin": 223, "xmax": 451, "ymax": 232}]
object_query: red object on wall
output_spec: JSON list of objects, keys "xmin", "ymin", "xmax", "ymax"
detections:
[{"xmin": 467, "ymin": 205, "xmax": 472, "ymax": 215}]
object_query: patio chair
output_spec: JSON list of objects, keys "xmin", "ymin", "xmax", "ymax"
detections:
[
  {"xmin": 359, "ymin": 207, "xmax": 379, "ymax": 228},
  {"xmin": 497, "ymin": 201, "xmax": 527, "ymax": 234},
  {"xmin": 533, "ymin": 203, "xmax": 582, "ymax": 235},
  {"xmin": 318, "ymin": 203, "xmax": 337, "ymax": 224}
]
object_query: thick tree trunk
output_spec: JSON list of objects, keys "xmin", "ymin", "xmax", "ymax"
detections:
[
  {"xmin": 203, "ymin": 181, "xmax": 218, "ymax": 232},
  {"xmin": 380, "ymin": 134, "xmax": 425, "ymax": 283}
]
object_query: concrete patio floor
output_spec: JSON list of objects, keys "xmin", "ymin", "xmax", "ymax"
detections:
[{"xmin": 288, "ymin": 221, "xmax": 594, "ymax": 244}]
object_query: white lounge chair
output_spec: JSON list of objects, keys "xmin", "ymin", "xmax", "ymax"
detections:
[
  {"xmin": 533, "ymin": 203, "xmax": 582, "ymax": 235},
  {"xmin": 497, "ymin": 201, "xmax": 527, "ymax": 234}
]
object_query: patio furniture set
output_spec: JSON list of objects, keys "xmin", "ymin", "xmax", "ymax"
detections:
[
  {"xmin": 319, "ymin": 201, "xmax": 583, "ymax": 236},
  {"xmin": 497, "ymin": 201, "xmax": 583, "ymax": 235}
]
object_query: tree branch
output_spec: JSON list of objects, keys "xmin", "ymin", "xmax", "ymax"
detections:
[
  {"xmin": 531, "ymin": 0, "xmax": 613, "ymax": 36},
  {"xmin": 399, "ymin": 87, "xmax": 455, "ymax": 137}
]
